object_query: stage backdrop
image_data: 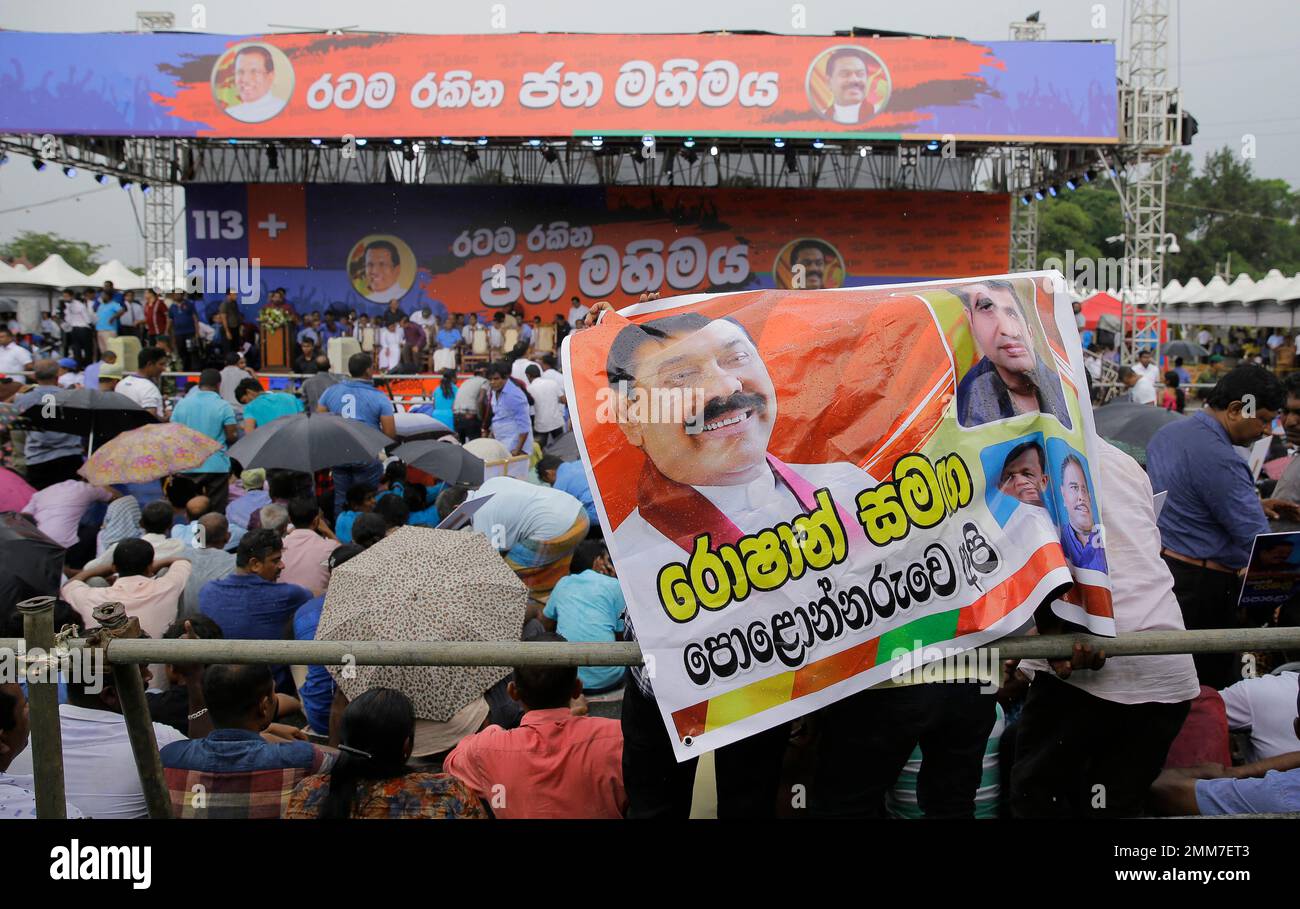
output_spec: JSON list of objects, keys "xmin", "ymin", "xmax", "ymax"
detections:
[
  {"xmin": 564, "ymin": 273, "xmax": 1114, "ymax": 760},
  {"xmin": 0, "ymin": 32, "xmax": 1116, "ymax": 143},
  {"xmin": 184, "ymin": 183, "xmax": 1010, "ymax": 319}
]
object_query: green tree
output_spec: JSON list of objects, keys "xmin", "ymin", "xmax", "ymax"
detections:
[
  {"xmin": 0, "ymin": 231, "xmax": 105, "ymax": 274},
  {"xmin": 1036, "ymin": 184, "xmax": 1124, "ymax": 276}
]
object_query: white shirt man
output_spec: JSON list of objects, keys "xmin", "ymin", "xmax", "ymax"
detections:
[
  {"xmin": 1221, "ymin": 672, "xmax": 1300, "ymax": 763},
  {"xmin": 1132, "ymin": 359, "xmax": 1160, "ymax": 388},
  {"xmin": 1267, "ymin": 333, "xmax": 1285, "ymax": 352},
  {"xmin": 529, "ymin": 375, "xmax": 566, "ymax": 436},
  {"xmin": 567, "ymin": 301, "xmax": 590, "ymax": 327},
  {"xmin": 510, "ymin": 357, "xmax": 540, "ymax": 383},
  {"xmin": 0, "ymin": 336, "xmax": 33, "ymax": 381},
  {"xmin": 115, "ymin": 373, "xmax": 164, "ymax": 418},
  {"xmin": 63, "ymin": 297, "xmax": 93, "ymax": 330},
  {"xmin": 1196, "ymin": 328, "xmax": 1212, "ymax": 348},
  {"xmin": 5, "ymin": 702, "xmax": 185, "ymax": 819},
  {"xmin": 1130, "ymin": 375, "xmax": 1157, "ymax": 405}
]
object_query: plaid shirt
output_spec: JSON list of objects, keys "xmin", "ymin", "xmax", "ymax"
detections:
[
  {"xmin": 161, "ymin": 729, "xmax": 334, "ymax": 819},
  {"xmin": 622, "ymin": 609, "xmax": 654, "ymax": 699}
]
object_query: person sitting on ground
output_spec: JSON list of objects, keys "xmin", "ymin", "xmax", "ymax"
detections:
[
  {"xmin": 334, "ymin": 483, "xmax": 376, "ymax": 545},
  {"xmin": 279, "ymin": 496, "xmax": 340, "ymax": 596},
  {"xmin": 247, "ymin": 470, "xmax": 300, "ymax": 531},
  {"xmin": 284, "ymin": 687, "xmax": 487, "ymax": 819},
  {"xmin": 3, "ymin": 653, "xmax": 186, "ymax": 819},
  {"xmin": 539, "ymin": 541, "xmax": 626, "ymax": 695},
  {"xmin": 85, "ymin": 499, "xmax": 190, "ymax": 572},
  {"xmin": 443, "ymin": 632, "xmax": 627, "ymax": 818},
  {"xmin": 61, "ymin": 537, "xmax": 193, "ymax": 640},
  {"xmin": 376, "ymin": 460, "xmax": 408, "ymax": 502},
  {"xmin": 160, "ymin": 663, "xmax": 335, "ymax": 819},
  {"xmin": 258, "ymin": 502, "xmax": 291, "ymax": 538},
  {"xmin": 180, "ymin": 513, "xmax": 238, "ymax": 617},
  {"xmin": 227, "ymin": 468, "xmax": 270, "ymax": 536},
  {"xmin": 147, "ymin": 614, "xmax": 225, "ymax": 735},
  {"xmin": 293, "ymin": 545, "xmax": 366, "ymax": 736},
  {"xmin": 198, "ymin": 529, "xmax": 314, "ymax": 693},
  {"xmin": 236, "ymin": 377, "xmax": 304, "ymax": 433},
  {"xmin": 537, "ymin": 454, "xmax": 598, "ymax": 529},
  {"xmin": 374, "ymin": 494, "xmax": 410, "ymax": 531},
  {"xmin": 1220, "ymin": 668, "xmax": 1300, "ymax": 763},
  {"xmin": 0, "ymin": 682, "xmax": 87, "ymax": 818},
  {"xmin": 351, "ymin": 512, "xmax": 391, "ymax": 548},
  {"xmin": 1149, "ymin": 683, "xmax": 1300, "ymax": 816},
  {"xmin": 402, "ymin": 481, "xmax": 442, "ymax": 528}
]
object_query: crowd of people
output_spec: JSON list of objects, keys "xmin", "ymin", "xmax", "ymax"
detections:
[{"xmin": 0, "ymin": 290, "xmax": 1297, "ymax": 820}]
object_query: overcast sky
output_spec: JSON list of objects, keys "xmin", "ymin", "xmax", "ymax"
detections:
[{"xmin": 2, "ymin": 0, "xmax": 1296, "ymax": 268}]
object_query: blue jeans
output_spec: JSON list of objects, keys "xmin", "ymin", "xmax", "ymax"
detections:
[{"xmin": 332, "ymin": 459, "xmax": 383, "ymax": 514}]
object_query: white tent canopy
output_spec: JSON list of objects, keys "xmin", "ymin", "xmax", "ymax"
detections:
[
  {"xmin": 1163, "ymin": 272, "xmax": 1300, "ymax": 328},
  {"xmin": 1221, "ymin": 273, "xmax": 1257, "ymax": 304},
  {"xmin": 13, "ymin": 254, "xmax": 94, "ymax": 288},
  {"xmin": 85, "ymin": 259, "xmax": 147, "ymax": 291},
  {"xmin": 1243, "ymin": 269, "xmax": 1290, "ymax": 305}
]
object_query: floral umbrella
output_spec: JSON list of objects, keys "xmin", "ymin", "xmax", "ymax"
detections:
[{"xmin": 78, "ymin": 422, "xmax": 221, "ymax": 485}]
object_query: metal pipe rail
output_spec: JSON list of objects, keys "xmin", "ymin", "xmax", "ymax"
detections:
[{"xmin": 5, "ymin": 627, "xmax": 1300, "ymax": 667}]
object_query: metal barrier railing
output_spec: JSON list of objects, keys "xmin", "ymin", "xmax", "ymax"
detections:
[{"xmin": 9, "ymin": 596, "xmax": 1300, "ymax": 820}]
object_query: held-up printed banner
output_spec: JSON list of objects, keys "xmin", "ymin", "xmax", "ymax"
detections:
[
  {"xmin": 184, "ymin": 183, "xmax": 1009, "ymax": 317},
  {"xmin": 0, "ymin": 32, "xmax": 1116, "ymax": 143},
  {"xmin": 563, "ymin": 272, "xmax": 1115, "ymax": 760}
]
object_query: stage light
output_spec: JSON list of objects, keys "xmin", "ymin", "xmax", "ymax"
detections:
[
  {"xmin": 590, "ymin": 135, "xmax": 604, "ymax": 149},
  {"xmin": 641, "ymin": 134, "xmax": 654, "ymax": 146},
  {"xmin": 925, "ymin": 140, "xmax": 940, "ymax": 151},
  {"xmin": 439, "ymin": 137, "xmax": 452, "ymax": 145},
  {"xmin": 32, "ymin": 158, "xmax": 46, "ymax": 171},
  {"xmin": 392, "ymin": 138, "xmax": 403, "ymax": 146},
  {"xmin": 683, "ymin": 137, "xmax": 696, "ymax": 148},
  {"xmin": 1033, "ymin": 189, "xmax": 1044, "ymax": 201},
  {"xmin": 773, "ymin": 137, "xmax": 785, "ymax": 148},
  {"xmin": 354, "ymin": 138, "xmax": 368, "ymax": 146},
  {"xmin": 94, "ymin": 173, "xmax": 109, "ymax": 184},
  {"xmin": 709, "ymin": 145, "xmax": 719, "ymax": 156},
  {"xmin": 1020, "ymin": 194, "xmax": 1032, "ymax": 205},
  {"xmin": 227, "ymin": 138, "xmax": 238, "ymax": 145},
  {"xmin": 141, "ymin": 183, "xmax": 152, "ymax": 194},
  {"xmin": 310, "ymin": 138, "xmax": 322, "ymax": 146},
  {"xmin": 528, "ymin": 138, "xmax": 542, "ymax": 147},
  {"xmin": 812, "ymin": 138, "xmax": 824, "ymax": 149},
  {"xmin": 1066, "ymin": 178, "xmax": 1077, "ymax": 191},
  {"xmin": 477, "ymin": 137, "xmax": 488, "ymax": 146},
  {"xmin": 63, "ymin": 166, "xmax": 76, "ymax": 177},
  {"xmin": 858, "ymin": 146, "xmax": 868, "ymax": 157},
  {"xmin": 267, "ymin": 146, "xmax": 279, "ymax": 170},
  {"xmin": 1048, "ymin": 184, "xmax": 1058, "ymax": 197},
  {"xmin": 1082, "ymin": 171, "xmax": 1092, "ymax": 183},
  {"xmin": 119, "ymin": 177, "xmax": 132, "ymax": 189}
]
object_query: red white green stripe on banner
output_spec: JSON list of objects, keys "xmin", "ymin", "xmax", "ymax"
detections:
[{"xmin": 670, "ymin": 542, "xmax": 1067, "ymax": 741}]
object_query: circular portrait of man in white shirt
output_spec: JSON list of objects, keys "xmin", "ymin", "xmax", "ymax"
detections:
[
  {"xmin": 347, "ymin": 235, "xmax": 417, "ymax": 304},
  {"xmin": 772, "ymin": 238, "xmax": 846, "ymax": 290},
  {"xmin": 806, "ymin": 45, "xmax": 892, "ymax": 126},
  {"xmin": 211, "ymin": 42, "xmax": 294, "ymax": 124}
]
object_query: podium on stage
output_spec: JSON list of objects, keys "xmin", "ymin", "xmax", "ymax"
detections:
[{"xmin": 260, "ymin": 323, "xmax": 293, "ymax": 372}]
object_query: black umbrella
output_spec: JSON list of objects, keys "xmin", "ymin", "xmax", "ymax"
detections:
[
  {"xmin": 390, "ymin": 439, "xmax": 485, "ymax": 488},
  {"xmin": 19, "ymin": 386, "xmax": 156, "ymax": 447},
  {"xmin": 0, "ymin": 512, "xmax": 66, "ymax": 628},
  {"xmin": 228, "ymin": 412, "xmax": 395, "ymax": 473},
  {"xmin": 1162, "ymin": 340, "xmax": 1209, "ymax": 360},
  {"xmin": 1093, "ymin": 401, "xmax": 1186, "ymax": 463}
]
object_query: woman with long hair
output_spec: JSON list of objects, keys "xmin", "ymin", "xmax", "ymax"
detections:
[{"xmin": 284, "ymin": 688, "xmax": 486, "ymax": 819}]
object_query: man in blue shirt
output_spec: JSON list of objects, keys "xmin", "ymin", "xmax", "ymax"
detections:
[
  {"xmin": 540, "ymin": 541, "xmax": 626, "ymax": 693},
  {"xmin": 291, "ymin": 543, "xmax": 364, "ymax": 735},
  {"xmin": 487, "ymin": 361, "xmax": 532, "ymax": 456},
  {"xmin": 170, "ymin": 369, "xmax": 238, "ymax": 513},
  {"xmin": 1147, "ymin": 365, "xmax": 1300, "ymax": 688},
  {"xmin": 94, "ymin": 294, "xmax": 124, "ymax": 357},
  {"xmin": 317, "ymin": 352, "xmax": 397, "ymax": 512},
  {"xmin": 1057, "ymin": 454, "xmax": 1106, "ymax": 571},
  {"xmin": 199, "ymin": 529, "xmax": 313, "ymax": 691},
  {"xmin": 168, "ymin": 293, "xmax": 201, "ymax": 372},
  {"xmin": 538, "ymin": 454, "xmax": 599, "ymax": 528}
]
